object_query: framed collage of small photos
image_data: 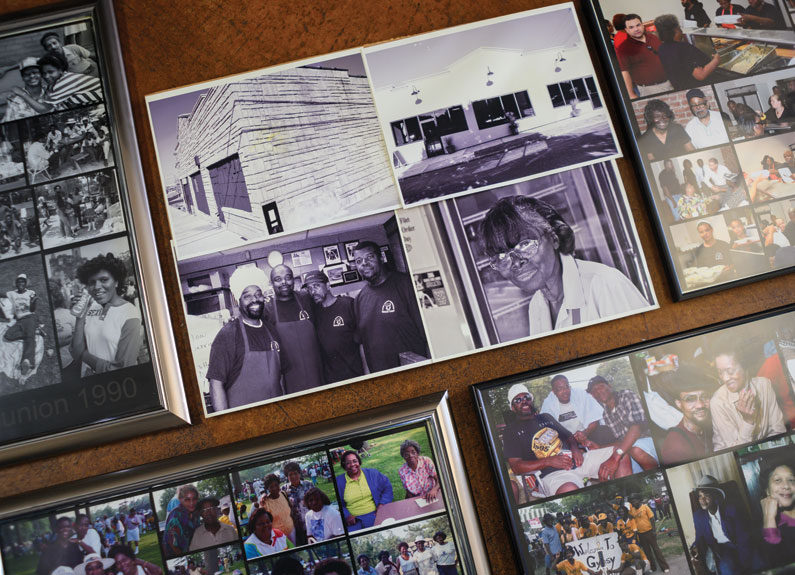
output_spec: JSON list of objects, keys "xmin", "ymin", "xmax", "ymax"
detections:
[
  {"xmin": 0, "ymin": 0, "xmax": 187, "ymax": 462},
  {"xmin": 474, "ymin": 304, "xmax": 795, "ymax": 574},
  {"xmin": 586, "ymin": 0, "xmax": 795, "ymax": 299},
  {"xmin": 0, "ymin": 393, "xmax": 489, "ymax": 575}
]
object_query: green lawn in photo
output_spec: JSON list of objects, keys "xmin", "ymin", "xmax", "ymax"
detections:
[
  {"xmin": 331, "ymin": 426, "xmax": 432, "ymax": 503},
  {"xmin": 1, "ymin": 550, "xmax": 39, "ymax": 575},
  {"xmin": 136, "ymin": 530, "xmax": 164, "ymax": 569}
]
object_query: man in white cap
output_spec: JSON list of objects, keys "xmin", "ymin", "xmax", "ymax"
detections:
[
  {"xmin": 4, "ymin": 273, "xmax": 41, "ymax": 377},
  {"xmin": 413, "ymin": 536, "xmax": 436, "ymax": 575},
  {"xmin": 206, "ymin": 265, "xmax": 288, "ymax": 411},
  {"xmin": 501, "ymin": 383, "xmax": 629, "ymax": 497},
  {"xmin": 691, "ymin": 474, "xmax": 759, "ymax": 574},
  {"xmin": 3, "ymin": 57, "xmax": 45, "ymax": 122},
  {"xmin": 73, "ymin": 553, "xmax": 114, "ymax": 575}
]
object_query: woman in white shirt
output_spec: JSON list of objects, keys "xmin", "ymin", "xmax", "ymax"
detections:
[{"xmin": 303, "ymin": 487, "xmax": 343, "ymax": 543}]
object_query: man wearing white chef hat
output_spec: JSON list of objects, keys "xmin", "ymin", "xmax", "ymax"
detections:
[{"xmin": 206, "ymin": 265, "xmax": 288, "ymax": 411}]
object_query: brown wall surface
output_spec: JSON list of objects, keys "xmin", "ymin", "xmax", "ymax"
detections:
[{"xmin": 0, "ymin": 1, "xmax": 793, "ymax": 573}]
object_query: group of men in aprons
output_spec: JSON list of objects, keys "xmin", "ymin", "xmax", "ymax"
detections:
[{"xmin": 206, "ymin": 240, "xmax": 429, "ymax": 412}]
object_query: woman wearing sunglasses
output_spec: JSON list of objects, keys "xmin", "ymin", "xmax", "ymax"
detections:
[{"xmin": 479, "ymin": 196, "xmax": 648, "ymax": 337}]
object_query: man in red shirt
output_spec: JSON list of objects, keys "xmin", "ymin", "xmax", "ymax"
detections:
[{"xmin": 615, "ymin": 14, "xmax": 673, "ymax": 99}]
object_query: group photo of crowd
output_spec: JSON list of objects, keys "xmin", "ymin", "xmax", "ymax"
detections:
[
  {"xmin": 165, "ymin": 544, "xmax": 245, "ymax": 575},
  {"xmin": 521, "ymin": 471, "xmax": 688, "ymax": 575},
  {"xmin": 484, "ymin": 355, "xmax": 660, "ymax": 505}
]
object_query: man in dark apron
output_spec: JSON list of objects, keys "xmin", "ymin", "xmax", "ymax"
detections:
[
  {"xmin": 268, "ymin": 264, "xmax": 324, "ymax": 394},
  {"xmin": 206, "ymin": 266, "xmax": 287, "ymax": 412}
]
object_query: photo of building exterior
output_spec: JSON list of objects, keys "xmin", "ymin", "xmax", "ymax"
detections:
[
  {"xmin": 364, "ymin": 6, "xmax": 620, "ymax": 205},
  {"xmin": 148, "ymin": 52, "xmax": 401, "ymax": 260}
]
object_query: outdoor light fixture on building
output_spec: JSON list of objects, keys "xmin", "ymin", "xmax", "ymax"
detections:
[{"xmin": 486, "ymin": 66, "xmax": 494, "ymax": 86}]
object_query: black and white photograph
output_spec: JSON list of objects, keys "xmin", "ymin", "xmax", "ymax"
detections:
[
  {"xmin": 344, "ymin": 241, "xmax": 358, "ymax": 262},
  {"xmin": 713, "ymin": 68, "xmax": 795, "ymax": 141},
  {"xmin": 33, "ymin": 170, "xmax": 123, "ymax": 249},
  {"xmin": 0, "ymin": 188, "xmax": 41, "ymax": 259},
  {"xmin": 347, "ymin": 515, "xmax": 458, "ymax": 575},
  {"xmin": 177, "ymin": 211, "xmax": 429, "ymax": 416},
  {"xmin": 633, "ymin": 310, "xmax": 795, "ymax": 466},
  {"xmin": 734, "ymin": 131, "xmax": 795, "ymax": 203},
  {"xmin": 0, "ymin": 122, "xmax": 25, "ymax": 192},
  {"xmin": 478, "ymin": 356, "xmax": 659, "ymax": 506},
  {"xmin": 0, "ymin": 18, "xmax": 102, "ymax": 124},
  {"xmin": 20, "ymin": 103, "xmax": 114, "ymax": 184},
  {"xmin": 322, "ymin": 245, "xmax": 342, "ymax": 266},
  {"xmin": 363, "ymin": 5, "xmax": 619, "ymax": 206},
  {"xmin": 400, "ymin": 161, "xmax": 655, "ymax": 360},
  {"xmin": 0, "ymin": 253, "xmax": 58, "ymax": 395},
  {"xmin": 44, "ymin": 236, "xmax": 146, "ymax": 380},
  {"xmin": 146, "ymin": 49, "xmax": 401, "ymax": 261}
]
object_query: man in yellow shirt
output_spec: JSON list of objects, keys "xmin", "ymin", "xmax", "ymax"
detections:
[
  {"xmin": 556, "ymin": 548, "xmax": 603, "ymax": 574},
  {"xmin": 578, "ymin": 516, "xmax": 600, "ymax": 539},
  {"xmin": 608, "ymin": 540, "xmax": 650, "ymax": 574},
  {"xmin": 628, "ymin": 494, "xmax": 669, "ymax": 573},
  {"xmin": 596, "ymin": 513, "xmax": 614, "ymax": 535}
]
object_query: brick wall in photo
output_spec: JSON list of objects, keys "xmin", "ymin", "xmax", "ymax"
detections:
[{"xmin": 632, "ymin": 86, "xmax": 721, "ymax": 133}]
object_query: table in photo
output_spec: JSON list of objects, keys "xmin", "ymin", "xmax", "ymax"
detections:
[{"xmin": 374, "ymin": 495, "xmax": 444, "ymax": 526}]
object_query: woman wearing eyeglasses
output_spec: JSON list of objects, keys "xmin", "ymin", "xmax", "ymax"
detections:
[{"xmin": 479, "ymin": 196, "xmax": 649, "ymax": 337}]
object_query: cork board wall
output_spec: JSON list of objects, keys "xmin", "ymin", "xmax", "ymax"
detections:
[{"xmin": 0, "ymin": 0, "xmax": 793, "ymax": 573}]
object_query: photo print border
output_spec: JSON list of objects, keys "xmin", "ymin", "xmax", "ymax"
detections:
[
  {"xmin": 585, "ymin": 0, "xmax": 795, "ymax": 300},
  {"xmin": 0, "ymin": 0, "xmax": 188, "ymax": 463},
  {"xmin": 0, "ymin": 392, "xmax": 490, "ymax": 575},
  {"xmin": 474, "ymin": 303, "xmax": 795, "ymax": 575}
]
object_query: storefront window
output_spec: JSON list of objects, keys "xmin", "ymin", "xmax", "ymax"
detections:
[{"xmin": 472, "ymin": 91, "xmax": 533, "ymax": 130}]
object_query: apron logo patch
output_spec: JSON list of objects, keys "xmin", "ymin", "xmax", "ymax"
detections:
[
  {"xmin": 270, "ymin": 341, "xmax": 280, "ymax": 351},
  {"xmin": 333, "ymin": 316, "xmax": 344, "ymax": 327},
  {"xmin": 299, "ymin": 310, "xmax": 310, "ymax": 320},
  {"xmin": 381, "ymin": 300, "xmax": 395, "ymax": 313}
]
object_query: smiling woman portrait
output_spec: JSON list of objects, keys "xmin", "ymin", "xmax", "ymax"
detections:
[
  {"xmin": 761, "ymin": 456, "xmax": 795, "ymax": 566},
  {"xmin": 479, "ymin": 196, "xmax": 649, "ymax": 338},
  {"xmin": 70, "ymin": 252, "xmax": 142, "ymax": 376}
]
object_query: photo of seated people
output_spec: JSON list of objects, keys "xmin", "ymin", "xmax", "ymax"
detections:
[
  {"xmin": 247, "ymin": 541, "xmax": 353, "ymax": 575},
  {"xmin": 599, "ymin": 1, "xmax": 794, "ymax": 101},
  {"xmin": 636, "ymin": 313, "xmax": 795, "ymax": 466},
  {"xmin": 754, "ymin": 197, "xmax": 795, "ymax": 267},
  {"xmin": 33, "ymin": 170, "xmax": 123, "ymax": 250},
  {"xmin": 329, "ymin": 425, "xmax": 445, "ymax": 533},
  {"xmin": 667, "ymin": 451, "xmax": 771, "ymax": 574},
  {"xmin": 178, "ymin": 211, "xmax": 429, "ymax": 415},
  {"xmin": 20, "ymin": 104, "xmax": 114, "ymax": 185},
  {"xmin": 0, "ymin": 254, "xmax": 59, "ymax": 394},
  {"xmin": 0, "ymin": 122, "xmax": 25, "ymax": 192},
  {"xmin": 232, "ymin": 451, "xmax": 341, "ymax": 554},
  {"xmin": 87, "ymin": 494, "xmax": 160, "ymax": 561},
  {"xmin": 668, "ymin": 210, "xmax": 773, "ymax": 288},
  {"xmin": 348, "ymin": 514, "xmax": 458, "ymax": 575},
  {"xmin": 165, "ymin": 544, "xmax": 244, "ymax": 575},
  {"xmin": 45, "ymin": 236, "xmax": 147, "ymax": 380},
  {"xmin": 715, "ymin": 70, "xmax": 795, "ymax": 141},
  {"xmin": 153, "ymin": 476, "xmax": 240, "ymax": 560},
  {"xmin": 631, "ymin": 87, "xmax": 730, "ymax": 163},
  {"xmin": 0, "ymin": 508, "xmax": 166, "ymax": 575},
  {"xmin": 0, "ymin": 189, "xmax": 41, "ymax": 259},
  {"xmin": 481, "ymin": 356, "xmax": 659, "ymax": 506},
  {"xmin": 737, "ymin": 435, "xmax": 795, "ymax": 572},
  {"xmin": 650, "ymin": 146, "xmax": 749, "ymax": 226},
  {"xmin": 517, "ymin": 470, "xmax": 689, "ymax": 575},
  {"xmin": 734, "ymin": 130, "xmax": 795, "ymax": 204}
]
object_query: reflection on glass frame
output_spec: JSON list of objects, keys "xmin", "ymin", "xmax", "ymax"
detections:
[
  {"xmin": 474, "ymin": 304, "xmax": 795, "ymax": 574},
  {"xmin": 0, "ymin": 393, "xmax": 490, "ymax": 575},
  {"xmin": 0, "ymin": 1, "xmax": 187, "ymax": 462},
  {"xmin": 585, "ymin": 0, "xmax": 795, "ymax": 299}
]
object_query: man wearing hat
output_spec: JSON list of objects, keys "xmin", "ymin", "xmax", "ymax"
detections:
[
  {"xmin": 266, "ymin": 263, "xmax": 324, "ymax": 394},
  {"xmin": 4, "ymin": 273, "xmax": 41, "ymax": 377},
  {"xmin": 658, "ymin": 363, "xmax": 716, "ymax": 465},
  {"xmin": 304, "ymin": 269, "xmax": 363, "ymax": 384},
  {"xmin": 189, "ymin": 497, "xmax": 238, "ymax": 551},
  {"xmin": 74, "ymin": 554, "xmax": 114, "ymax": 575},
  {"xmin": 412, "ymin": 536, "xmax": 436, "ymax": 575},
  {"xmin": 502, "ymin": 383, "xmax": 627, "ymax": 497},
  {"xmin": 685, "ymin": 89, "xmax": 729, "ymax": 150},
  {"xmin": 691, "ymin": 475, "xmax": 758, "ymax": 574},
  {"xmin": 3, "ymin": 57, "xmax": 45, "ymax": 122},
  {"xmin": 207, "ymin": 266, "xmax": 288, "ymax": 411}
]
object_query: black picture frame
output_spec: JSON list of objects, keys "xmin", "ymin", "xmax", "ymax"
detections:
[
  {"xmin": 473, "ymin": 303, "xmax": 795, "ymax": 574},
  {"xmin": 584, "ymin": 0, "xmax": 795, "ymax": 300},
  {"xmin": 0, "ymin": 0, "xmax": 188, "ymax": 463}
]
